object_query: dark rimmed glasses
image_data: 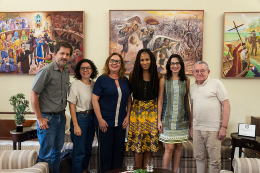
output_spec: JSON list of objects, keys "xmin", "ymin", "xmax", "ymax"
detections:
[
  {"xmin": 109, "ymin": 59, "xmax": 121, "ymax": 64},
  {"xmin": 169, "ymin": 62, "xmax": 180, "ymax": 66},
  {"xmin": 80, "ymin": 67, "xmax": 92, "ymax": 71}
]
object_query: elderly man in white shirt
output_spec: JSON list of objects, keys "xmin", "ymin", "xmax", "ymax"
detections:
[{"xmin": 189, "ymin": 61, "xmax": 230, "ymax": 173}]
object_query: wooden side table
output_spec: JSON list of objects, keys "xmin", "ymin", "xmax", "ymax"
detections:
[
  {"xmin": 10, "ymin": 126, "xmax": 38, "ymax": 150},
  {"xmin": 230, "ymin": 132, "xmax": 260, "ymax": 171}
]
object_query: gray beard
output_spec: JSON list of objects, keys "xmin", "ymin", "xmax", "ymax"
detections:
[{"xmin": 58, "ymin": 61, "xmax": 67, "ymax": 67}]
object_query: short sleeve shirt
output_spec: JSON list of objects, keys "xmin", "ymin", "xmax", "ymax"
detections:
[
  {"xmin": 189, "ymin": 77, "xmax": 229, "ymax": 131},
  {"xmin": 92, "ymin": 75, "xmax": 131, "ymax": 127},
  {"xmin": 31, "ymin": 61, "xmax": 70, "ymax": 113},
  {"xmin": 67, "ymin": 80, "xmax": 95, "ymax": 112}
]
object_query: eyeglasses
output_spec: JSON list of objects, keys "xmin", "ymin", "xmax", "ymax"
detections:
[
  {"xmin": 109, "ymin": 59, "xmax": 121, "ymax": 64},
  {"xmin": 80, "ymin": 67, "xmax": 92, "ymax": 71},
  {"xmin": 170, "ymin": 62, "xmax": 180, "ymax": 66},
  {"xmin": 194, "ymin": 69, "xmax": 206, "ymax": 74}
]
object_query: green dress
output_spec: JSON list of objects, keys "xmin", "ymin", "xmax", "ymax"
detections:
[{"xmin": 159, "ymin": 79, "xmax": 189, "ymax": 143}]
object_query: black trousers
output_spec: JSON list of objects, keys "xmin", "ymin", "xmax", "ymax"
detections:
[{"xmin": 96, "ymin": 126, "xmax": 126, "ymax": 173}]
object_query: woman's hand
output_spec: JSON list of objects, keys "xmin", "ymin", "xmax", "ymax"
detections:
[
  {"xmin": 158, "ymin": 121, "xmax": 163, "ymax": 133},
  {"xmin": 122, "ymin": 116, "xmax": 129, "ymax": 129},
  {"xmin": 74, "ymin": 125, "xmax": 82, "ymax": 136},
  {"xmin": 190, "ymin": 127, "xmax": 193, "ymax": 139},
  {"xmin": 98, "ymin": 118, "xmax": 108, "ymax": 132}
]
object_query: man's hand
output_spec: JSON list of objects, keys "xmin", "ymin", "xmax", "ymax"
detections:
[
  {"xmin": 17, "ymin": 62, "xmax": 21, "ymax": 68},
  {"xmin": 218, "ymin": 127, "xmax": 227, "ymax": 140},
  {"xmin": 37, "ymin": 117, "xmax": 49, "ymax": 130},
  {"xmin": 74, "ymin": 125, "xmax": 82, "ymax": 136},
  {"xmin": 98, "ymin": 118, "xmax": 108, "ymax": 133},
  {"xmin": 122, "ymin": 117, "xmax": 129, "ymax": 129},
  {"xmin": 190, "ymin": 127, "xmax": 193, "ymax": 139},
  {"xmin": 158, "ymin": 121, "xmax": 163, "ymax": 133}
]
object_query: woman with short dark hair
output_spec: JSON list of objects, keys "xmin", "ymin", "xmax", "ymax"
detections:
[{"xmin": 68, "ymin": 59, "xmax": 98, "ymax": 173}]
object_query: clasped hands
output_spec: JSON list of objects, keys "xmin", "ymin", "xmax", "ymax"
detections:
[{"xmin": 98, "ymin": 116, "xmax": 129, "ymax": 133}]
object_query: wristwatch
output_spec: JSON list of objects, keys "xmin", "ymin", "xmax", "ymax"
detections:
[{"xmin": 221, "ymin": 125, "xmax": 228, "ymax": 129}]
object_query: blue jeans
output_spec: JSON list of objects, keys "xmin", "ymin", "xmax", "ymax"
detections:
[
  {"xmin": 37, "ymin": 112, "xmax": 65, "ymax": 173},
  {"xmin": 70, "ymin": 113, "xmax": 95, "ymax": 173}
]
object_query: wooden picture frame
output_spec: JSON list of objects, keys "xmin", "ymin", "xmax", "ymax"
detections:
[
  {"xmin": 0, "ymin": 11, "xmax": 84, "ymax": 74},
  {"xmin": 222, "ymin": 12, "xmax": 260, "ymax": 78},
  {"xmin": 109, "ymin": 10, "xmax": 204, "ymax": 74}
]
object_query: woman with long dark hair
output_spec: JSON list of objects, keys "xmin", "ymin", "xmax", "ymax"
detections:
[
  {"xmin": 158, "ymin": 54, "xmax": 190, "ymax": 173},
  {"xmin": 126, "ymin": 49, "xmax": 163, "ymax": 167},
  {"xmin": 68, "ymin": 59, "xmax": 98, "ymax": 173}
]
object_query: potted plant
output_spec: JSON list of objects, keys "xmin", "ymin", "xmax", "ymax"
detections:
[{"xmin": 9, "ymin": 93, "xmax": 30, "ymax": 132}]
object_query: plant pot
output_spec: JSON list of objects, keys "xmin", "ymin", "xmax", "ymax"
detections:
[{"xmin": 16, "ymin": 123, "xmax": 23, "ymax": 132}]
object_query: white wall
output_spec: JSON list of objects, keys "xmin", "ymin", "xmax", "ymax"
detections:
[{"xmin": 1, "ymin": 0, "xmax": 260, "ymax": 137}]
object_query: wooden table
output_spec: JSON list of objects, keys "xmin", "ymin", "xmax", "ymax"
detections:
[
  {"xmin": 0, "ymin": 119, "xmax": 36, "ymax": 140},
  {"xmin": 10, "ymin": 126, "xmax": 37, "ymax": 150},
  {"xmin": 106, "ymin": 167, "xmax": 172, "ymax": 173},
  {"xmin": 230, "ymin": 132, "xmax": 260, "ymax": 171}
]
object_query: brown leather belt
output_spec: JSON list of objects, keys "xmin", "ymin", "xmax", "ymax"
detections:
[{"xmin": 78, "ymin": 109, "xmax": 94, "ymax": 114}]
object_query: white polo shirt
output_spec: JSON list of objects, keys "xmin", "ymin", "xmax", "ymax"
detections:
[{"xmin": 189, "ymin": 77, "xmax": 229, "ymax": 131}]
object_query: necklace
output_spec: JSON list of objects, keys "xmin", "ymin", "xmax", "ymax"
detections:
[{"xmin": 143, "ymin": 81, "xmax": 147, "ymax": 97}]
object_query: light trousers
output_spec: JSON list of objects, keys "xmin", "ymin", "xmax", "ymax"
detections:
[{"xmin": 193, "ymin": 129, "xmax": 221, "ymax": 173}]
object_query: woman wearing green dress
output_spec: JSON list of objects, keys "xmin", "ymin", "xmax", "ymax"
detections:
[{"xmin": 158, "ymin": 54, "xmax": 190, "ymax": 173}]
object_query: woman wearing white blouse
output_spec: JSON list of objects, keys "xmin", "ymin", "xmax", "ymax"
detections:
[{"xmin": 68, "ymin": 59, "xmax": 98, "ymax": 173}]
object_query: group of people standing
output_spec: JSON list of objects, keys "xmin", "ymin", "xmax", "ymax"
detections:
[{"xmin": 31, "ymin": 41, "xmax": 230, "ymax": 173}]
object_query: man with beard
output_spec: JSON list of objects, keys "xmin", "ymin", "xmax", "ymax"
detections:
[{"xmin": 30, "ymin": 41, "xmax": 73, "ymax": 173}]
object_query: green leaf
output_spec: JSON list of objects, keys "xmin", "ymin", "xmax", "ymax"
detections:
[{"xmin": 9, "ymin": 93, "xmax": 30, "ymax": 124}]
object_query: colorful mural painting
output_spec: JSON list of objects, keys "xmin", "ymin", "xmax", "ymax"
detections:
[
  {"xmin": 0, "ymin": 11, "xmax": 84, "ymax": 74},
  {"xmin": 222, "ymin": 12, "xmax": 260, "ymax": 78},
  {"xmin": 109, "ymin": 10, "xmax": 204, "ymax": 74}
]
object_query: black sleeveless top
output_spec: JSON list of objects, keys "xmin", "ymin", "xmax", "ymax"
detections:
[{"xmin": 133, "ymin": 80, "xmax": 158, "ymax": 101}]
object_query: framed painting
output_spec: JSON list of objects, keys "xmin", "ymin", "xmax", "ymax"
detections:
[
  {"xmin": 109, "ymin": 10, "xmax": 204, "ymax": 74},
  {"xmin": 0, "ymin": 11, "xmax": 84, "ymax": 74},
  {"xmin": 222, "ymin": 12, "xmax": 260, "ymax": 78}
]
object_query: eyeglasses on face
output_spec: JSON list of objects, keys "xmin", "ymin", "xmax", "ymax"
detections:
[
  {"xmin": 80, "ymin": 67, "xmax": 92, "ymax": 71},
  {"xmin": 109, "ymin": 59, "xmax": 121, "ymax": 64},
  {"xmin": 194, "ymin": 69, "xmax": 206, "ymax": 74},
  {"xmin": 170, "ymin": 62, "xmax": 180, "ymax": 66}
]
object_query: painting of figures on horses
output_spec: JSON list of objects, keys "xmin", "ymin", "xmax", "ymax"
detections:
[
  {"xmin": 222, "ymin": 12, "xmax": 260, "ymax": 78},
  {"xmin": 109, "ymin": 10, "xmax": 204, "ymax": 74},
  {"xmin": 0, "ymin": 11, "xmax": 84, "ymax": 74}
]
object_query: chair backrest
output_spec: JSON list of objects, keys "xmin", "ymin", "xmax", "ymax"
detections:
[
  {"xmin": 233, "ymin": 158, "xmax": 260, "ymax": 173},
  {"xmin": 0, "ymin": 150, "xmax": 37, "ymax": 169}
]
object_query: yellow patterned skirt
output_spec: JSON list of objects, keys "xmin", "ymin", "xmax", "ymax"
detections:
[{"xmin": 126, "ymin": 99, "xmax": 162, "ymax": 153}]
